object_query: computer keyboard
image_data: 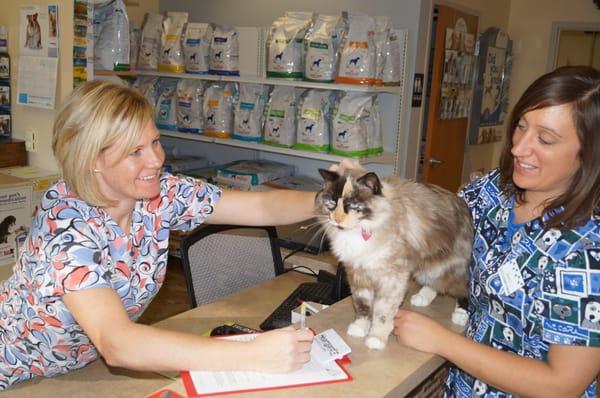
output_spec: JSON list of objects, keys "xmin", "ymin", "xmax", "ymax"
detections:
[{"xmin": 260, "ymin": 282, "xmax": 335, "ymax": 331}]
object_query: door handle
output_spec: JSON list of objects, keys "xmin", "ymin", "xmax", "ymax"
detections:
[{"xmin": 427, "ymin": 157, "xmax": 443, "ymax": 165}]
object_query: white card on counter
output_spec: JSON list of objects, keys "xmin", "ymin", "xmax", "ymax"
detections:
[
  {"xmin": 311, "ymin": 328, "xmax": 352, "ymax": 364},
  {"xmin": 498, "ymin": 260, "xmax": 525, "ymax": 296}
]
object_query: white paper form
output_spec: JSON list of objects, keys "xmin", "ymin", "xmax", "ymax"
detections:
[
  {"xmin": 186, "ymin": 332, "xmax": 351, "ymax": 395},
  {"xmin": 17, "ymin": 56, "xmax": 58, "ymax": 109}
]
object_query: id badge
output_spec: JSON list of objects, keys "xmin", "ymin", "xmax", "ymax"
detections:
[{"xmin": 498, "ymin": 259, "xmax": 525, "ymax": 295}]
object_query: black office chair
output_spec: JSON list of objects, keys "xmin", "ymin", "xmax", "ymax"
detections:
[{"xmin": 180, "ymin": 224, "xmax": 285, "ymax": 307}]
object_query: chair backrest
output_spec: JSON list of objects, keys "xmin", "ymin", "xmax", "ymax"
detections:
[{"xmin": 180, "ymin": 224, "xmax": 284, "ymax": 307}]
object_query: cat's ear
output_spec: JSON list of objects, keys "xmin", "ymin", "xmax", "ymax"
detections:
[
  {"xmin": 318, "ymin": 168, "xmax": 339, "ymax": 181},
  {"xmin": 357, "ymin": 172, "xmax": 382, "ymax": 195}
]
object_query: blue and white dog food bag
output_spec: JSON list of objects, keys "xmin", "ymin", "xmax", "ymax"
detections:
[
  {"xmin": 176, "ymin": 79, "xmax": 205, "ymax": 134},
  {"xmin": 155, "ymin": 77, "xmax": 179, "ymax": 131},
  {"xmin": 209, "ymin": 25, "xmax": 239, "ymax": 76},
  {"xmin": 233, "ymin": 83, "xmax": 268, "ymax": 142},
  {"xmin": 183, "ymin": 22, "xmax": 212, "ymax": 74}
]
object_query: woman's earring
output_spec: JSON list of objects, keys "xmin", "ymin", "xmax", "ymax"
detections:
[{"xmin": 93, "ymin": 169, "xmax": 101, "ymax": 173}]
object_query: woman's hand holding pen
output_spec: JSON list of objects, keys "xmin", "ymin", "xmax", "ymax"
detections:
[{"xmin": 250, "ymin": 326, "xmax": 314, "ymax": 373}]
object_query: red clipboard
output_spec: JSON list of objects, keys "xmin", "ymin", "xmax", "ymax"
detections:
[{"xmin": 180, "ymin": 356, "xmax": 352, "ymax": 397}]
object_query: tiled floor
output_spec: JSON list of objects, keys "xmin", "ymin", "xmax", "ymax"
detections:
[{"xmin": 138, "ymin": 256, "xmax": 191, "ymax": 325}]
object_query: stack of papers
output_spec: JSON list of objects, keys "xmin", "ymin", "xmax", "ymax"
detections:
[{"xmin": 181, "ymin": 329, "xmax": 352, "ymax": 396}]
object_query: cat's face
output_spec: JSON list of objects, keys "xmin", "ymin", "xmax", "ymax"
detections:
[{"xmin": 315, "ymin": 169, "xmax": 382, "ymax": 230}]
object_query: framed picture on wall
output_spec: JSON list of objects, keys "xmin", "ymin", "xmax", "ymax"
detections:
[{"xmin": 468, "ymin": 28, "xmax": 512, "ymax": 145}]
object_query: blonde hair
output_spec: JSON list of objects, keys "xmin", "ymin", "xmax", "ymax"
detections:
[{"xmin": 52, "ymin": 80, "xmax": 154, "ymax": 207}]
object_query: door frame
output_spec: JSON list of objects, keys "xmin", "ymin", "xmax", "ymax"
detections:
[{"xmin": 547, "ymin": 21, "xmax": 600, "ymax": 71}]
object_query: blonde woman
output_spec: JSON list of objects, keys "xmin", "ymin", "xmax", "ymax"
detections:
[{"xmin": 0, "ymin": 80, "xmax": 321, "ymax": 389}]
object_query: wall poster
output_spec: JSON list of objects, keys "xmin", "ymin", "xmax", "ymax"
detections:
[
  {"xmin": 468, "ymin": 28, "xmax": 512, "ymax": 145},
  {"xmin": 439, "ymin": 18, "xmax": 475, "ymax": 120}
]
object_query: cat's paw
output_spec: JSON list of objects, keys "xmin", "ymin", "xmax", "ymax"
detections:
[
  {"xmin": 347, "ymin": 319, "xmax": 369, "ymax": 338},
  {"xmin": 410, "ymin": 286, "xmax": 437, "ymax": 307},
  {"xmin": 410, "ymin": 293, "xmax": 430, "ymax": 307},
  {"xmin": 451, "ymin": 307, "xmax": 468, "ymax": 326},
  {"xmin": 365, "ymin": 336, "xmax": 386, "ymax": 350}
]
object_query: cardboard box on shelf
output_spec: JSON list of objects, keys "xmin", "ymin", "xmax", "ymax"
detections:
[
  {"xmin": 0, "ymin": 173, "xmax": 32, "ymax": 268},
  {"xmin": 0, "ymin": 166, "xmax": 60, "ymax": 214}
]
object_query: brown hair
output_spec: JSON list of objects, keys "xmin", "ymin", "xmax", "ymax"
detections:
[
  {"xmin": 498, "ymin": 66, "xmax": 600, "ymax": 229},
  {"xmin": 52, "ymin": 80, "xmax": 154, "ymax": 207}
]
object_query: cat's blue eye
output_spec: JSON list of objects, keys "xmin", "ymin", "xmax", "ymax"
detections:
[
  {"xmin": 324, "ymin": 199, "xmax": 336, "ymax": 209},
  {"xmin": 348, "ymin": 203, "xmax": 361, "ymax": 211}
]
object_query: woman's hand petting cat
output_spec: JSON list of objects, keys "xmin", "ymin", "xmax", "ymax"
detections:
[
  {"xmin": 249, "ymin": 326, "xmax": 314, "ymax": 372},
  {"xmin": 393, "ymin": 309, "xmax": 450, "ymax": 354}
]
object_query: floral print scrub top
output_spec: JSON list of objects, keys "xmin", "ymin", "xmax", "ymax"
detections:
[
  {"xmin": 445, "ymin": 169, "xmax": 600, "ymax": 397},
  {"xmin": 0, "ymin": 173, "xmax": 221, "ymax": 389}
]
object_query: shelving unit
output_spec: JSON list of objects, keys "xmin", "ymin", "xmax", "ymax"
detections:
[
  {"xmin": 132, "ymin": 70, "xmax": 401, "ymax": 94},
  {"xmin": 95, "ymin": 26, "xmax": 409, "ymax": 178},
  {"xmin": 159, "ymin": 129, "xmax": 396, "ymax": 164}
]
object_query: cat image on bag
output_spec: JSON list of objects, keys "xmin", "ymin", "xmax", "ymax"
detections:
[
  {"xmin": 25, "ymin": 13, "xmax": 42, "ymax": 50},
  {"xmin": 315, "ymin": 168, "xmax": 473, "ymax": 350}
]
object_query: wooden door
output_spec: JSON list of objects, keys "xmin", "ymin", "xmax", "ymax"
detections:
[{"xmin": 422, "ymin": 5, "xmax": 478, "ymax": 192}]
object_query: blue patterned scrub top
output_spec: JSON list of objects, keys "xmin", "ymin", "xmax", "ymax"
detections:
[
  {"xmin": 0, "ymin": 173, "xmax": 221, "ymax": 389},
  {"xmin": 445, "ymin": 169, "xmax": 600, "ymax": 398}
]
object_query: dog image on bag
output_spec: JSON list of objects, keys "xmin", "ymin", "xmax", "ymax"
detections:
[{"xmin": 25, "ymin": 13, "xmax": 42, "ymax": 50}]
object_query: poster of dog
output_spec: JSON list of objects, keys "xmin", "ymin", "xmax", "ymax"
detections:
[{"xmin": 19, "ymin": 5, "xmax": 59, "ymax": 58}]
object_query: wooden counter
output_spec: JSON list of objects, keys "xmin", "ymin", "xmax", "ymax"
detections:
[{"xmin": 7, "ymin": 271, "xmax": 464, "ymax": 397}]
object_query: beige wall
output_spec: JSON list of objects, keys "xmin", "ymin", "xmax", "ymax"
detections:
[
  {"xmin": 439, "ymin": 0, "xmax": 599, "ymax": 175},
  {"xmin": 499, "ymin": 0, "xmax": 600, "ymax": 165},
  {"xmin": 0, "ymin": 0, "xmax": 157, "ymax": 172}
]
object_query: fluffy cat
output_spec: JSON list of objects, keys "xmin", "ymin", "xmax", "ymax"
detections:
[{"xmin": 316, "ymin": 168, "xmax": 473, "ymax": 350}]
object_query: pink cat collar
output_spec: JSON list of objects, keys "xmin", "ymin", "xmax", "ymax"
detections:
[{"xmin": 361, "ymin": 228, "xmax": 372, "ymax": 241}]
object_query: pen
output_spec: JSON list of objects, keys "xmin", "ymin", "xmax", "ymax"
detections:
[{"xmin": 300, "ymin": 301, "xmax": 307, "ymax": 329}]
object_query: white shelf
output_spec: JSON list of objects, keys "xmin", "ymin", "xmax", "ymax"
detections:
[
  {"xmin": 159, "ymin": 129, "xmax": 395, "ymax": 165},
  {"xmin": 136, "ymin": 70, "xmax": 401, "ymax": 95}
]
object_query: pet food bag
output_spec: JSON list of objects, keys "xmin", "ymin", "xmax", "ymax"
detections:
[
  {"xmin": 158, "ymin": 11, "xmax": 188, "ymax": 73},
  {"xmin": 382, "ymin": 29, "xmax": 401, "ymax": 86},
  {"xmin": 294, "ymin": 89, "xmax": 335, "ymax": 153},
  {"xmin": 304, "ymin": 14, "xmax": 346, "ymax": 83},
  {"xmin": 366, "ymin": 96, "xmax": 383, "ymax": 156},
  {"xmin": 336, "ymin": 12, "xmax": 376, "ymax": 85},
  {"xmin": 263, "ymin": 86, "xmax": 303, "ymax": 148},
  {"xmin": 203, "ymin": 82, "xmax": 237, "ymax": 138},
  {"xmin": 155, "ymin": 78, "xmax": 179, "ymax": 131},
  {"xmin": 183, "ymin": 22, "xmax": 212, "ymax": 74},
  {"xmin": 374, "ymin": 16, "xmax": 401, "ymax": 86},
  {"xmin": 209, "ymin": 25, "xmax": 239, "ymax": 76},
  {"xmin": 129, "ymin": 26, "xmax": 140, "ymax": 71},
  {"xmin": 93, "ymin": 0, "xmax": 130, "ymax": 71},
  {"xmin": 137, "ymin": 13, "xmax": 163, "ymax": 71},
  {"xmin": 132, "ymin": 76, "xmax": 159, "ymax": 108},
  {"xmin": 266, "ymin": 12, "xmax": 313, "ymax": 79},
  {"xmin": 232, "ymin": 83, "xmax": 268, "ymax": 142},
  {"xmin": 176, "ymin": 79, "xmax": 205, "ymax": 134},
  {"xmin": 330, "ymin": 92, "xmax": 371, "ymax": 157}
]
